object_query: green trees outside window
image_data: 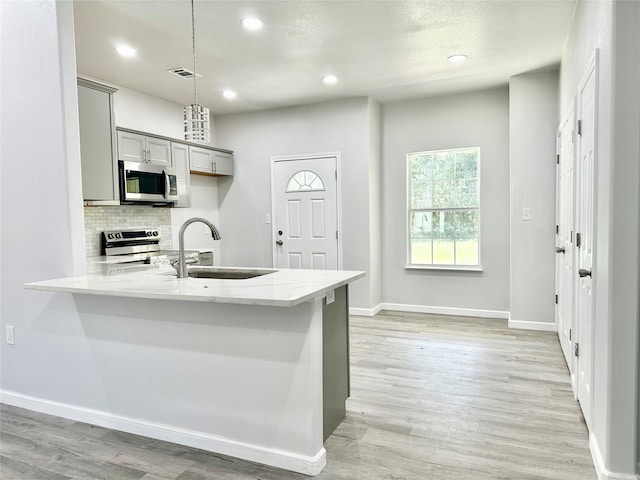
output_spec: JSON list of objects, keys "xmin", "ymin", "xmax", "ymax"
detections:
[{"xmin": 408, "ymin": 147, "xmax": 480, "ymax": 266}]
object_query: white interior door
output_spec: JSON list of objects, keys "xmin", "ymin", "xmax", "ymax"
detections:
[
  {"xmin": 272, "ymin": 156, "xmax": 339, "ymax": 270},
  {"xmin": 575, "ymin": 60, "xmax": 596, "ymax": 430},
  {"xmin": 555, "ymin": 109, "xmax": 576, "ymax": 377}
]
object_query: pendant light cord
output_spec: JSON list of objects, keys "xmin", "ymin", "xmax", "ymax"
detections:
[{"xmin": 191, "ymin": 0, "xmax": 198, "ymax": 105}]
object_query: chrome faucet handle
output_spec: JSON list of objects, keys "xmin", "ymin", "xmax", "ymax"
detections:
[{"xmin": 171, "ymin": 256, "xmax": 198, "ymax": 273}]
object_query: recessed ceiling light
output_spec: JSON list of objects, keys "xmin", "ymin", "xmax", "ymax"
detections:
[
  {"xmin": 241, "ymin": 17, "xmax": 263, "ymax": 31},
  {"xmin": 447, "ymin": 54, "xmax": 467, "ymax": 63},
  {"xmin": 116, "ymin": 45, "xmax": 137, "ymax": 58},
  {"xmin": 323, "ymin": 75, "xmax": 338, "ymax": 85},
  {"xmin": 222, "ymin": 90, "xmax": 237, "ymax": 100}
]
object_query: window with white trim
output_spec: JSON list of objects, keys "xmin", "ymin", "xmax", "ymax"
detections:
[{"xmin": 408, "ymin": 147, "xmax": 480, "ymax": 267}]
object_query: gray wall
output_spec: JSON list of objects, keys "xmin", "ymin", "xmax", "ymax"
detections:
[
  {"xmin": 560, "ymin": 0, "xmax": 640, "ymax": 476},
  {"xmin": 508, "ymin": 71, "xmax": 558, "ymax": 327},
  {"xmin": 367, "ymin": 99, "xmax": 383, "ymax": 308},
  {"xmin": 214, "ymin": 98, "xmax": 380, "ymax": 309},
  {"xmin": 381, "ymin": 88, "xmax": 510, "ymax": 313}
]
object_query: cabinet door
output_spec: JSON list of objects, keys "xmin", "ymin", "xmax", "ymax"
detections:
[
  {"xmin": 147, "ymin": 137, "xmax": 171, "ymax": 166},
  {"xmin": 213, "ymin": 151, "xmax": 233, "ymax": 175},
  {"xmin": 171, "ymin": 142, "xmax": 191, "ymax": 208},
  {"xmin": 189, "ymin": 146, "xmax": 214, "ymax": 174},
  {"xmin": 117, "ymin": 131, "xmax": 146, "ymax": 163},
  {"xmin": 78, "ymin": 84, "xmax": 117, "ymax": 201}
]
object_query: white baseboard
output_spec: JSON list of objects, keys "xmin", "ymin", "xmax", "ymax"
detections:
[
  {"xmin": 508, "ymin": 317, "xmax": 557, "ymax": 332},
  {"xmin": 590, "ymin": 433, "xmax": 639, "ymax": 480},
  {"xmin": 0, "ymin": 390, "xmax": 326, "ymax": 476},
  {"xmin": 381, "ymin": 302, "xmax": 509, "ymax": 319},
  {"xmin": 356, "ymin": 304, "xmax": 557, "ymax": 333},
  {"xmin": 349, "ymin": 304, "xmax": 383, "ymax": 317}
]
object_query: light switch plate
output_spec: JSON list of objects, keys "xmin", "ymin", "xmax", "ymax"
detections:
[
  {"xmin": 6, "ymin": 326, "xmax": 14, "ymax": 345},
  {"xmin": 265, "ymin": 214, "xmax": 272, "ymax": 224},
  {"xmin": 522, "ymin": 208, "xmax": 532, "ymax": 221}
]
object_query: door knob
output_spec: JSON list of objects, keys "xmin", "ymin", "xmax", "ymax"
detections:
[
  {"xmin": 278, "ymin": 230, "xmax": 283, "ymax": 236},
  {"xmin": 578, "ymin": 268, "xmax": 592, "ymax": 278},
  {"xmin": 555, "ymin": 247, "xmax": 565, "ymax": 254},
  {"xmin": 276, "ymin": 240, "xmax": 283, "ymax": 246}
]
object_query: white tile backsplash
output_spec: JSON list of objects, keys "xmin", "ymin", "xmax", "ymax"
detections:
[{"xmin": 84, "ymin": 205, "xmax": 172, "ymax": 257}]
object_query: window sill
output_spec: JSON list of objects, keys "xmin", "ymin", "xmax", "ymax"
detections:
[{"xmin": 405, "ymin": 265, "xmax": 483, "ymax": 272}]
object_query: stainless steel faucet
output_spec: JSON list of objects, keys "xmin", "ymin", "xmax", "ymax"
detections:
[{"xmin": 177, "ymin": 217, "xmax": 221, "ymax": 278}]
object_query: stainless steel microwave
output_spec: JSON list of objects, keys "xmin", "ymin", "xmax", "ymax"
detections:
[{"xmin": 119, "ymin": 161, "xmax": 178, "ymax": 204}]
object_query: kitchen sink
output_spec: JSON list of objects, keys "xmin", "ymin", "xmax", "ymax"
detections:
[{"xmin": 186, "ymin": 267, "xmax": 276, "ymax": 280}]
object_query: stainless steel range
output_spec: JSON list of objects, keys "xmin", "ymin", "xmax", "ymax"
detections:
[{"xmin": 101, "ymin": 228, "xmax": 213, "ymax": 266}]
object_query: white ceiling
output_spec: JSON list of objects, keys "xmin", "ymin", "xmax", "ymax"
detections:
[{"xmin": 73, "ymin": 0, "xmax": 577, "ymax": 115}]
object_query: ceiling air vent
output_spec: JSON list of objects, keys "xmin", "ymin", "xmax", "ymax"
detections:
[{"xmin": 168, "ymin": 67, "xmax": 202, "ymax": 79}]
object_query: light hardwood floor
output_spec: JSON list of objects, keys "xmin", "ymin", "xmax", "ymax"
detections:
[{"xmin": 0, "ymin": 311, "xmax": 596, "ymax": 479}]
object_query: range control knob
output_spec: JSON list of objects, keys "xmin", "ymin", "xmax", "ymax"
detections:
[
  {"xmin": 116, "ymin": 233, "xmax": 122, "ymax": 239},
  {"xmin": 146, "ymin": 231, "xmax": 152, "ymax": 237},
  {"xmin": 152, "ymin": 231, "xmax": 159, "ymax": 236},
  {"xmin": 107, "ymin": 233, "xmax": 114, "ymax": 240}
]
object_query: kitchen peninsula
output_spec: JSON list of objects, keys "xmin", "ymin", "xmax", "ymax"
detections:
[{"xmin": 24, "ymin": 266, "xmax": 364, "ymax": 475}]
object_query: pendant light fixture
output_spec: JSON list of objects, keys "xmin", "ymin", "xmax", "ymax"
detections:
[{"xmin": 184, "ymin": 0, "xmax": 210, "ymax": 143}]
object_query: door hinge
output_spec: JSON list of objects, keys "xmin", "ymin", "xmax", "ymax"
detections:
[
  {"xmin": 556, "ymin": 154, "xmax": 560, "ymax": 164},
  {"xmin": 574, "ymin": 342, "xmax": 580, "ymax": 357},
  {"xmin": 556, "ymin": 224, "xmax": 559, "ymax": 234},
  {"xmin": 577, "ymin": 119, "xmax": 583, "ymax": 136},
  {"xmin": 569, "ymin": 328, "xmax": 572, "ymax": 341},
  {"xmin": 335, "ymin": 170, "xmax": 337, "ymax": 180},
  {"xmin": 576, "ymin": 232, "xmax": 582, "ymax": 248},
  {"xmin": 555, "ymin": 294, "xmax": 558, "ymax": 304},
  {"xmin": 336, "ymin": 230, "xmax": 338, "ymax": 240}
]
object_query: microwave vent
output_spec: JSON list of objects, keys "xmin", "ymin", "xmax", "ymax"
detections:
[{"xmin": 168, "ymin": 67, "xmax": 202, "ymax": 79}]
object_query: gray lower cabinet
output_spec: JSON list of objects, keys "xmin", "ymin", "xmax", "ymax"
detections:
[
  {"xmin": 322, "ymin": 285, "xmax": 350, "ymax": 441},
  {"xmin": 171, "ymin": 142, "xmax": 191, "ymax": 208},
  {"xmin": 77, "ymin": 78, "xmax": 119, "ymax": 204}
]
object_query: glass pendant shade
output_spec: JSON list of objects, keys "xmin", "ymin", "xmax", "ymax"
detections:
[{"xmin": 184, "ymin": 103, "xmax": 210, "ymax": 143}]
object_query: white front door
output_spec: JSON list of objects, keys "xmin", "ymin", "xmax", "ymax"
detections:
[
  {"xmin": 575, "ymin": 59, "xmax": 597, "ymax": 429},
  {"xmin": 555, "ymin": 109, "xmax": 576, "ymax": 376},
  {"xmin": 272, "ymin": 155, "xmax": 339, "ymax": 270}
]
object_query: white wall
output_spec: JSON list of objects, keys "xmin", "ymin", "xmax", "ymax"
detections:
[
  {"xmin": 508, "ymin": 70, "xmax": 558, "ymax": 329},
  {"xmin": 0, "ymin": 0, "xmax": 89, "ymax": 400},
  {"xmin": 214, "ymin": 98, "xmax": 376, "ymax": 309},
  {"xmin": 560, "ymin": 0, "xmax": 640, "ymax": 477},
  {"xmin": 381, "ymin": 88, "xmax": 510, "ymax": 315}
]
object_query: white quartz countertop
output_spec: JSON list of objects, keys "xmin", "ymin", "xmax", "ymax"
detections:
[{"xmin": 24, "ymin": 265, "xmax": 365, "ymax": 307}]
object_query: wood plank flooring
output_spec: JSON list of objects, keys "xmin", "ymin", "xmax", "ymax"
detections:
[{"xmin": 0, "ymin": 311, "xmax": 596, "ymax": 479}]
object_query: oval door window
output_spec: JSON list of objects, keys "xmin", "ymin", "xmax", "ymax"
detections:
[{"xmin": 286, "ymin": 170, "xmax": 325, "ymax": 192}]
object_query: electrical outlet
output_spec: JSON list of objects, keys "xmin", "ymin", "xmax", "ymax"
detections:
[
  {"xmin": 326, "ymin": 290, "xmax": 335, "ymax": 305},
  {"xmin": 6, "ymin": 326, "xmax": 15, "ymax": 345}
]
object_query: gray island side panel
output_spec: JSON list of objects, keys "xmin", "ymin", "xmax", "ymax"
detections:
[{"xmin": 322, "ymin": 285, "xmax": 349, "ymax": 441}]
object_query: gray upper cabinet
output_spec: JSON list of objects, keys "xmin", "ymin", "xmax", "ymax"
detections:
[
  {"xmin": 117, "ymin": 130, "xmax": 171, "ymax": 167},
  {"xmin": 213, "ymin": 150, "xmax": 233, "ymax": 175},
  {"xmin": 190, "ymin": 145, "xmax": 234, "ymax": 176},
  {"xmin": 171, "ymin": 142, "xmax": 191, "ymax": 208},
  {"xmin": 189, "ymin": 145, "xmax": 213, "ymax": 174},
  {"xmin": 77, "ymin": 78, "xmax": 119, "ymax": 204}
]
